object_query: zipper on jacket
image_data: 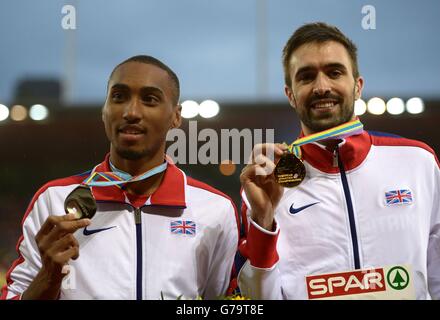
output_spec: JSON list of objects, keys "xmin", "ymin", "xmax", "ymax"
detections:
[
  {"xmin": 336, "ymin": 147, "xmax": 361, "ymax": 270},
  {"xmin": 332, "ymin": 149, "xmax": 338, "ymax": 167},
  {"xmin": 134, "ymin": 208, "xmax": 142, "ymax": 300}
]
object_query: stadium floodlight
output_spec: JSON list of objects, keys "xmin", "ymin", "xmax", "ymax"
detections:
[
  {"xmin": 367, "ymin": 97, "xmax": 386, "ymax": 115},
  {"xmin": 406, "ymin": 97, "xmax": 424, "ymax": 114},
  {"xmin": 181, "ymin": 100, "xmax": 199, "ymax": 119},
  {"xmin": 10, "ymin": 105, "xmax": 28, "ymax": 121},
  {"xmin": 29, "ymin": 104, "xmax": 49, "ymax": 121},
  {"xmin": 354, "ymin": 99, "xmax": 367, "ymax": 116},
  {"xmin": 199, "ymin": 100, "xmax": 220, "ymax": 118},
  {"xmin": 0, "ymin": 104, "xmax": 9, "ymax": 121},
  {"xmin": 386, "ymin": 97, "xmax": 405, "ymax": 115}
]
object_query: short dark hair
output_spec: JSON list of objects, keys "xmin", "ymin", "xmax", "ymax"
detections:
[
  {"xmin": 282, "ymin": 22, "xmax": 360, "ymax": 87},
  {"xmin": 108, "ymin": 55, "xmax": 180, "ymax": 105}
]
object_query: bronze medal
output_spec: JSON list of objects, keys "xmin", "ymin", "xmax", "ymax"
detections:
[
  {"xmin": 64, "ymin": 185, "xmax": 97, "ymax": 220},
  {"xmin": 274, "ymin": 153, "xmax": 306, "ymax": 188}
]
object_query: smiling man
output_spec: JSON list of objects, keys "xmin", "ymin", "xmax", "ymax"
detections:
[
  {"xmin": 235, "ymin": 23, "xmax": 440, "ymax": 300},
  {"xmin": 2, "ymin": 56, "xmax": 239, "ymax": 300},
  {"xmin": 285, "ymin": 40, "xmax": 362, "ymax": 134}
]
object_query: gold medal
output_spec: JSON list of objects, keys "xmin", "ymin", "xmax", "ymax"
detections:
[
  {"xmin": 274, "ymin": 153, "xmax": 306, "ymax": 188},
  {"xmin": 64, "ymin": 185, "xmax": 97, "ymax": 219}
]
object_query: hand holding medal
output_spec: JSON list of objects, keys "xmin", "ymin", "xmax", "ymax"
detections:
[{"xmin": 275, "ymin": 119, "xmax": 364, "ymax": 188}]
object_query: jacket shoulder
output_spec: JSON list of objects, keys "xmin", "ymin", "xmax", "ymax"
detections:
[
  {"xmin": 186, "ymin": 176, "xmax": 234, "ymax": 204},
  {"xmin": 22, "ymin": 172, "xmax": 90, "ymax": 222},
  {"xmin": 35, "ymin": 171, "xmax": 90, "ymax": 197},
  {"xmin": 368, "ymin": 131, "xmax": 439, "ymax": 167}
]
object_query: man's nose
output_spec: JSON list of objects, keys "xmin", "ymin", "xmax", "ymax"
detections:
[
  {"xmin": 312, "ymin": 73, "xmax": 331, "ymax": 96},
  {"xmin": 123, "ymin": 99, "xmax": 142, "ymax": 122}
]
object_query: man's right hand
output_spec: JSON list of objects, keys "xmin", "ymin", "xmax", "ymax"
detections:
[
  {"xmin": 21, "ymin": 213, "xmax": 90, "ymax": 300},
  {"xmin": 240, "ymin": 143, "xmax": 287, "ymax": 231}
]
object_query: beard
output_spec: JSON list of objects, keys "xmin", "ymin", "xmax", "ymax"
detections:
[
  {"xmin": 115, "ymin": 141, "xmax": 159, "ymax": 161},
  {"xmin": 109, "ymin": 126, "xmax": 167, "ymax": 162},
  {"xmin": 115, "ymin": 147, "xmax": 150, "ymax": 161},
  {"xmin": 296, "ymin": 88, "xmax": 356, "ymax": 133}
]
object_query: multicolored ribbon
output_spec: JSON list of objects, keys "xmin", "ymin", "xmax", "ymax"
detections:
[
  {"xmin": 288, "ymin": 119, "xmax": 364, "ymax": 158},
  {"xmin": 82, "ymin": 161, "xmax": 168, "ymax": 188}
]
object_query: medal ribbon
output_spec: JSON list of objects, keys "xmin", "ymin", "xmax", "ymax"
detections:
[
  {"xmin": 82, "ymin": 161, "xmax": 168, "ymax": 188},
  {"xmin": 288, "ymin": 119, "xmax": 364, "ymax": 158}
]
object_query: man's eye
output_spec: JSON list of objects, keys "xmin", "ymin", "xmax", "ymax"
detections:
[
  {"xmin": 298, "ymin": 73, "xmax": 314, "ymax": 82},
  {"xmin": 329, "ymin": 70, "xmax": 342, "ymax": 78},
  {"xmin": 112, "ymin": 92, "xmax": 125, "ymax": 101},
  {"xmin": 143, "ymin": 95, "xmax": 159, "ymax": 105}
]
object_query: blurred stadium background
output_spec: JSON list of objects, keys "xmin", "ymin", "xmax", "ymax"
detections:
[{"xmin": 1, "ymin": 0, "xmax": 439, "ymax": 287}]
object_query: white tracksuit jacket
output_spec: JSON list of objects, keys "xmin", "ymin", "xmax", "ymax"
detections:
[
  {"xmin": 237, "ymin": 131, "xmax": 440, "ymax": 300},
  {"xmin": 1, "ymin": 155, "xmax": 239, "ymax": 300}
]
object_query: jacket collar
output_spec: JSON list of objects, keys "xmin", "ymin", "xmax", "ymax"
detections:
[
  {"xmin": 300, "ymin": 130, "xmax": 371, "ymax": 174},
  {"xmin": 88, "ymin": 154, "xmax": 186, "ymax": 208}
]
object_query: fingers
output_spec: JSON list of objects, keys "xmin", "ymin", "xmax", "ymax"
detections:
[
  {"xmin": 36, "ymin": 214, "xmax": 90, "ymax": 264},
  {"xmin": 44, "ymin": 216, "xmax": 90, "ymax": 242},
  {"xmin": 58, "ymin": 246, "xmax": 80, "ymax": 263},
  {"xmin": 243, "ymin": 143, "xmax": 288, "ymax": 178},
  {"xmin": 49, "ymin": 233, "xmax": 79, "ymax": 255},
  {"xmin": 37, "ymin": 214, "xmax": 72, "ymax": 239},
  {"xmin": 39, "ymin": 219, "xmax": 89, "ymax": 255},
  {"xmin": 37, "ymin": 213, "xmax": 87, "ymax": 238},
  {"xmin": 55, "ymin": 216, "xmax": 91, "ymax": 235},
  {"xmin": 49, "ymin": 246, "xmax": 80, "ymax": 266},
  {"xmin": 46, "ymin": 234, "xmax": 80, "ymax": 263},
  {"xmin": 240, "ymin": 158, "xmax": 275, "ymax": 185},
  {"xmin": 254, "ymin": 153, "xmax": 277, "ymax": 177},
  {"xmin": 247, "ymin": 143, "xmax": 288, "ymax": 166}
]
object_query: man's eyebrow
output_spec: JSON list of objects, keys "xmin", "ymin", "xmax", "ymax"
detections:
[
  {"xmin": 110, "ymin": 83, "xmax": 165, "ymax": 96},
  {"xmin": 295, "ymin": 63, "xmax": 348, "ymax": 78},
  {"xmin": 324, "ymin": 63, "xmax": 348, "ymax": 71},
  {"xmin": 139, "ymin": 86, "xmax": 164, "ymax": 97},
  {"xmin": 110, "ymin": 83, "xmax": 129, "ymax": 91}
]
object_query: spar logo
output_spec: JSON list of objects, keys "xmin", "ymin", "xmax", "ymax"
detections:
[
  {"xmin": 306, "ymin": 266, "xmax": 411, "ymax": 299},
  {"xmin": 306, "ymin": 268, "xmax": 386, "ymax": 299}
]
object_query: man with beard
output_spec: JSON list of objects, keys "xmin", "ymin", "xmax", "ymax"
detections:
[
  {"xmin": 2, "ymin": 55, "xmax": 239, "ymax": 300},
  {"xmin": 235, "ymin": 23, "xmax": 440, "ymax": 299}
]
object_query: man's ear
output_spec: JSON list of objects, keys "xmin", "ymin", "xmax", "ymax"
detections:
[
  {"xmin": 171, "ymin": 104, "xmax": 182, "ymax": 129},
  {"xmin": 284, "ymin": 85, "xmax": 297, "ymax": 109},
  {"xmin": 354, "ymin": 76, "xmax": 364, "ymax": 100}
]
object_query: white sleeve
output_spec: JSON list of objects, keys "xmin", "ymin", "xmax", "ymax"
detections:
[
  {"xmin": 236, "ymin": 191, "xmax": 283, "ymax": 299},
  {"xmin": 428, "ymin": 157, "xmax": 440, "ymax": 299},
  {"xmin": 1, "ymin": 189, "xmax": 51, "ymax": 300},
  {"xmin": 237, "ymin": 218, "xmax": 283, "ymax": 300},
  {"xmin": 203, "ymin": 200, "xmax": 239, "ymax": 299}
]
